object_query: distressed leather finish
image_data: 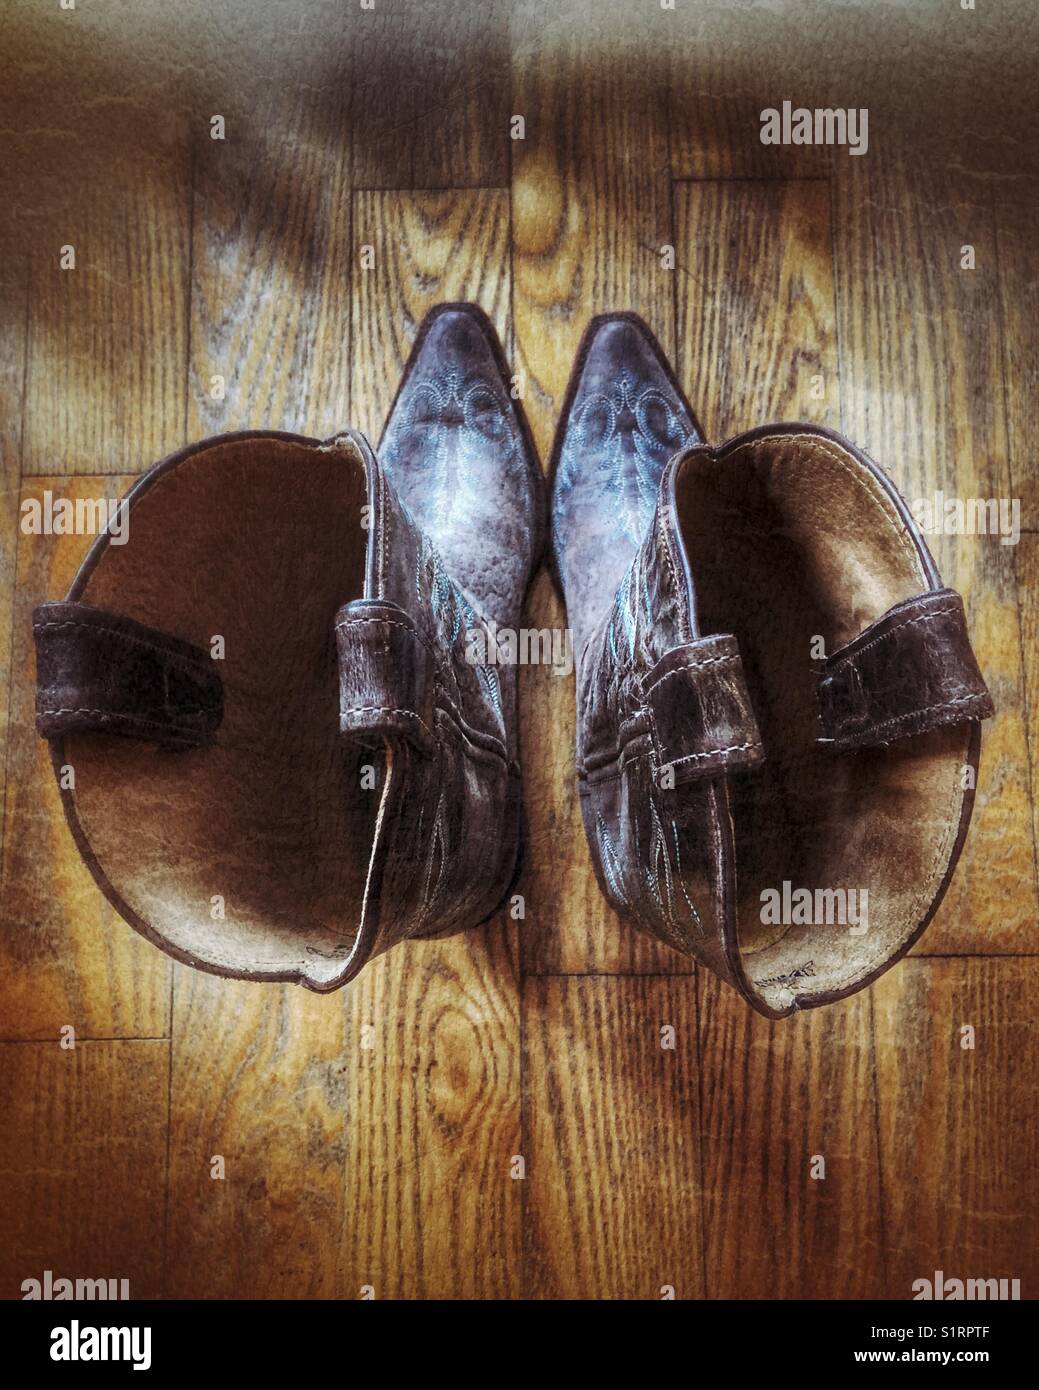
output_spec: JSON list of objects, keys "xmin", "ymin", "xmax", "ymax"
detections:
[
  {"xmin": 551, "ymin": 313, "xmax": 702, "ymax": 659},
  {"xmin": 34, "ymin": 600, "xmax": 222, "ymax": 748},
  {"xmin": 33, "ymin": 306, "xmax": 543, "ymax": 989},
  {"xmin": 568, "ymin": 448, "xmax": 759, "ymax": 981},
  {"xmin": 553, "ymin": 322, "xmax": 994, "ymax": 1017},
  {"xmin": 380, "ymin": 303, "xmax": 543, "ymax": 657},
  {"xmin": 816, "ymin": 588, "xmax": 994, "ymax": 751}
]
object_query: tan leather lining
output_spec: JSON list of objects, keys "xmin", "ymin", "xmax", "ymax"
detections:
[
  {"xmin": 67, "ymin": 436, "xmax": 381, "ymax": 985},
  {"xmin": 676, "ymin": 432, "xmax": 970, "ymax": 1012}
]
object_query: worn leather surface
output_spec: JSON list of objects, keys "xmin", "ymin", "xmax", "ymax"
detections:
[
  {"xmin": 816, "ymin": 588, "xmax": 994, "ymax": 750},
  {"xmin": 551, "ymin": 313, "xmax": 702, "ymax": 660},
  {"xmin": 553, "ymin": 329, "xmax": 994, "ymax": 1016},
  {"xmin": 570, "ymin": 449, "xmax": 757, "ymax": 979},
  {"xmin": 34, "ymin": 308, "xmax": 543, "ymax": 988},
  {"xmin": 380, "ymin": 303, "xmax": 544, "ymax": 659},
  {"xmin": 335, "ymin": 418, "xmax": 538, "ymax": 963},
  {"xmin": 33, "ymin": 599, "xmax": 222, "ymax": 748}
]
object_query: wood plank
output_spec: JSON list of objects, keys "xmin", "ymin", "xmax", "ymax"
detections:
[
  {"xmin": 349, "ymin": 189, "xmax": 511, "ymax": 441},
  {"xmin": 666, "ymin": 1, "xmax": 1025, "ymax": 184},
  {"xmin": 351, "ymin": 0, "xmax": 509, "ymax": 189},
  {"xmin": 187, "ymin": 27, "xmax": 353, "ymax": 440},
  {"xmin": 674, "ymin": 178, "xmax": 839, "ymax": 441},
  {"xmin": 834, "ymin": 151, "xmax": 1037, "ymax": 953},
  {"xmin": 0, "ymin": 477, "xmax": 171, "ymax": 1040},
  {"xmin": 2, "ymin": 0, "xmax": 193, "ymax": 477},
  {"xmin": 995, "ymin": 187, "xmax": 1039, "ymax": 530},
  {"xmin": 0, "ymin": 1040, "xmax": 167, "ymax": 1299},
  {"xmin": 675, "ymin": 176, "xmax": 882, "ymax": 1297},
  {"xmin": 667, "ymin": 9, "xmax": 831, "ymax": 180},
  {"xmin": 698, "ymin": 974, "xmax": 885, "ymax": 1298},
  {"xmin": 523, "ymin": 976, "xmax": 704, "ymax": 1299},
  {"xmin": 0, "ymin": 265, "xmax": 27, "ymax": 869},
  {"xmin": 164, "ymin": 975, "xmax": 350, "ymax": 1299},
  {"xmin": 511, "ymin": 0, "xmax": 687, "ymax": 974},
  {"xmin": 22, "ymin": 170, "xmax": 190, "ymax": 476},
  {"xmin": 872, "ymin": 958, "xmax": 1039, "ymax": 1297},
  {"xmin": 339, "ymin": 928, "xmax": 521, "ymax": 1299},
  {"xmin": 164, "ymin": 26, "xmax": 361, "ymax": 1291},
  {"xmin": 344, "ymin": 185, "xmax": 522, "ymax": 1298},
  {"xmin": 1017, "ymin": 534, "xmax": 1039, "ymax": 884}
]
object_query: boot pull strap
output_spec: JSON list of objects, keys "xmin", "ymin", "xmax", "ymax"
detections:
[
  {"xmin": 33, "ymin": 600, "xmax": 223, "ymax": 750},
  {"xmin": 816, "ymin": 588, "xmax": 994, "ymax": 752},
  {"xmin": 641, "ymin": 634, "xmax": 764, "ymax": 785},
  {"xmin": 335, "ymin": 600, "xmax": 437, "ymax": 756}
]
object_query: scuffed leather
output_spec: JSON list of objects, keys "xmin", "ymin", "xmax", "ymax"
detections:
[
  {"xmin": 327, "ymin": 307, "xmax": 544, "ymax": 971},
  {"xmin": 642, "ymin": 636, "xmax": 764, "ymax": 782},
  {"xmin": 380, "ymin": 303, "xmax": 543, "ymax": 655},
  {"xmin": 817, "ymin": 588, "xmax": 994, "ymax": 751},
  {"xmin": 335, "ymin": 600, "xmax": 438, "ymax": 756},
  {"xmin": 553, "ymin": 328, "xmax": 995, "ymax": 1015},
  {"xmin": 572, "ymin": 451, "xmax": 754, "ymax": 977},
  {"xmin": 33, "ymin": 599, "xmax": 222, "ymax": 748},
  {"xmin": 32, "ymin": 302, "xmax": 543, "ymax": 989},
  {"xmin": 334, "ymin": 427, "xmax": 522, "ymax": 959},
  {"xmin": 551, "ymin": 314, "xmax": 701, "ymax": 659},
  {"xmin": 553, "ymin": 317, "xmax": 747, "ymax": 976}
]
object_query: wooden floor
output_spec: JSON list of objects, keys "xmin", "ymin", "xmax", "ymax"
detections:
[{"xmin": 1, "ymin": 0, "xmax": 1037, "ymax": 1299}]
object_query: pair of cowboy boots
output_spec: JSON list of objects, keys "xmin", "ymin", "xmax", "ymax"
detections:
[{"xmin": 33, "ymin": 307, "xmax": 993, "ymax": 1016}]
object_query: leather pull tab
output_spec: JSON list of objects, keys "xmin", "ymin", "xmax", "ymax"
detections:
[
  {"xmin": 33, "ymin": 600, "xmax": 223, "ymax": 749},
  {"xmin": 817, "ymin": 588, "xmax": 994, "ymax": 751},
  {"xmin": 335, "ymin": 600, "xmax": 437, "ymax": 756},
  {"xmin": 641, "ymin": 634, "xmax": 764, "ymax": 784}
]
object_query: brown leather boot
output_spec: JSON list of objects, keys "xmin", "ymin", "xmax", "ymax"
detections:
[
  {"xmin": 552, "ymin": 314, "xmax": 993, "ymax": 1017},
  {"xmin": 33, "ymin": 306, "xmax": 544, "ymax": 988}
]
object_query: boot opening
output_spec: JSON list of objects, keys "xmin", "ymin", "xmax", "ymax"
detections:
[
  {"xmin": 675, "ymin": 430, "xmax": 972, "ymax": 1013},
  {"xmin": 63, "ymin": 433, "xmax": 384, "ymax": 988}
]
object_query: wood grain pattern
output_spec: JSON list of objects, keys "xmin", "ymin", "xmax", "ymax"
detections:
[
  {"xmin": 698, "ymin": 975, "xmax": 885, "ymax": 1299},
  {"xmin": 352, "ymin": 0, "xmax": 509, "ymax": 190},
  {"xmin": 666, "ymin": 8, "xmax": 831, "ymax": 181},
  {"xmin": 523, "ymin": 976, "xmax": 704, "ymax": 1299},
  {"xmin": 0, "ymin": 1040, "xmax": 167, "ymax": 1300},
  {"xmin": 674, "ymin": 178, "xmax": 839, "ymax": 440},
  {"xmin": 0, "ymin": 0, "xmax": 1036, "ymax": 1305},
  {"xmin": 187, "ymin": 44, "xmax": 354, "ymax": 441},
  {"xmin": 0, "ymin": 267, "xmax": 27, "ymax": 869},
  {"xmin": 350, "ymin": 189, "xmax": 511, "ymax": 440},
  {"xmin": 511, "ymin": 0, "xmax": 687, "ymax": 975},
  {"xmin": 995, "ymin": 184, "xmax": 1038, "ymax": 527},
  {"xmin": 339, "ymin": 927, "xmax": 521, "ymax": 1299},
  {"xmin": 165, "ymin": 975, "xmax": 350, "ymax": 1299},
  {"xmin": 1017, "ymin": 535, "xmax": 1039, "ymax": 883},
  {"xmin": 872, "ymin": 958, "xmax": 1039, "ymax": 1297},
  {"xmin": 834, "ymin": 151, "xmax": 1037, "ymax": 954},
  {"xmin": 0, "ymin": 478, "xmax": 171, "ymax": 1041}
]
